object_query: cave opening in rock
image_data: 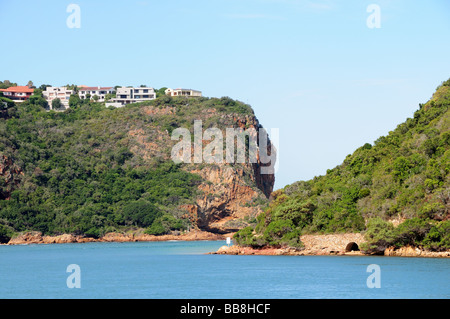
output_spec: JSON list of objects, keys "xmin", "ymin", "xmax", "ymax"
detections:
[{"xmin": 345, "ymin": 242, "xmax": 359, "ymax": 252}]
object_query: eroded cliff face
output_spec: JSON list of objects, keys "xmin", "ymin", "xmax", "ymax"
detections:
[
  {"xmin": 184, "ymin": 165, "xmax": 265, "ymax": 233},
  {"xmin": 231, "ymin": 114, "xmax": 276, "ymax": 199},
  {"xmin": 129, "ymin": 105, "xmax": 276, "ymax": 234},
  {"xmin": 188, "ymin": 115, "xmax": 276, "ymax": 234}
]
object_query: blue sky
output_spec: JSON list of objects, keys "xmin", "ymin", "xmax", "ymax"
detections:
[{"xmin": 1, "ymin": 0, "xmax": 449, "ymax": 190}]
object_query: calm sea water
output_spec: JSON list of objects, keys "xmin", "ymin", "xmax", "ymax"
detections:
[{"xmin": 0, "ymin": 240, "xmax": 448, "ymax": 299}]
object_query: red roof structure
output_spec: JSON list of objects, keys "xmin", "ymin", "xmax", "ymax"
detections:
[
  {"xmin": 78, "ymin": 87, "xmax": 113, "ymax": 91},
  {"xmin": 0, "ymin": 86, "xmax": 34, "ymax": 102},
  {"xmin": 0, "ymin": 86, "xmax": 34, "ymax": 93}
]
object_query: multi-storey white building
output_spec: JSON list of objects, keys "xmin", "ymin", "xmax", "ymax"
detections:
[
  {"xmin": 107, "ymin": 87, "xmax": 156, "ymax": 107},
  {"xmin": 78, "ymin": 86, "xmax": 114, "ymax": 102},
  {"xmin": 43, "ymin": 85, "xmax": 197, "ymax": 109},
  {"xmin": 43, "ymin": 86, "xmax": 74, "ymax": 109}
]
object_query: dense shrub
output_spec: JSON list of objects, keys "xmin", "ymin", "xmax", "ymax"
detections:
[
  {"xmin": 0, "ymin": 224, "xmax": 13, "ymax": 243},
  {"xmin": 361, "ymin": 217, "xmax": 396, "ymax": 254},
  {"xmin": 362, "ymin": 217, "xmax": 449, "ymax": 253},
  {"xmin": 423, "ymin": 221, "xmax": 450, "ymax": 251},
  {"xmin": 0, "ymin": 97, "xmax": 203, "ymax": 237},
  {"xmin": 122, "ymin": 200, "xmax": 162, "ymax": 228},
  {"xmin": 241, "ymin": 80, "xmax": 450, "ymax": 251},
  {"xmin": 233, "ymin": 226, "xmax": 256, "ymax": 246},
  {"xmin": 263, "ymin": 219, "xmax": 295, "ymax": 246},
  {"xmin": 393, "ymin": 218, "xmax": 433, "ymax": 247},
  {"xmin": 145, "ymin": 214, "xmax": 185, "ymax": 235}
]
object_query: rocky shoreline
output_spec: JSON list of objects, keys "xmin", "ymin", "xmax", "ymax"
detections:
[
  {"xmin": 5, "ymin": 230, "xmax": 226, "ymax": 245},
  {"xmin": 212, "ymin": 233, "xmax": 450, "ymax": 258},
  {"xmin": 212, "ymin": 244, "xmax": 450, "ymax": 257},
  {"xmin": 5, "ymin": 231, "xmax": 450, "ymax": 258}
]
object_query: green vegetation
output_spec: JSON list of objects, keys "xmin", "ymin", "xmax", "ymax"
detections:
[
  {"xmin": 0, "ymin": 80, "xmax": 17, "ymax": 89},
  {"xmin": 0, "ymin": 89, "xmax": 258, "ymax": 239},
  {"xmin": 69, "ymin": 94, "xmax": 82, "ymax": 108},
  {"xmin": 0, "ymin": 96, "xmax": 204, "ymax": 238},
  {"xmin": 361, "ymin": 217, "xmax": 450, "ymax": 254},
  {"xmin": 51, "ymin": 98, "xmax": 63, "ymax": 110},
  {"xmin": 0, "ymin": 96, "xmax": 15, "ymax": 109},
  {"xmin": 155, "ymin": 87, "xmax": 168, "ymax": 98},
  {"xmin": 234, "ymin": 79, "xmax": 450, "ymax": 252}
]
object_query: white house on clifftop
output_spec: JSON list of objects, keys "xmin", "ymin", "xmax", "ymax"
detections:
[
  {"xmin": 78, "ymin": 86, "xmax": 114, "ymax": 102},
  {"xmin": 165, "ymin": 88, "xmax": 202, "ymax": 97},
  {"xmin": 42, "ymin": 85, "xmax": 202, "ymax": 109},
  {"xmin": 106, "ymin": 87, "xmax": 156, "ymax": 107},
  {"xmin": 43, "ymin": 86, "xmax": 74, "ymax": 109}
]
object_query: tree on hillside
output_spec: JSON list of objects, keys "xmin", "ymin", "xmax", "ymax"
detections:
[
  {"xmin": 156, "ymin": 87, "xmax": 168, "ymax": 98},
  {"xmin": 0, "ymin": 96, "xmax": 15, "ymax": 109},
  {"xmin": 122, "ymin": 200, "xmax": 162, "ymax": 228},
  {"xmin": 105, "ymin": 93, "xmax": 115, "ymax": 101},
  {"xmin": 39, "ymin": 84, "xmax": 52, "ymax": 91},
  {"xmin": 0, "ymin": 80, "xmax": 17, "ymax": 89},
  {"xmin": 28, "ymin": 94, "xmax": 49, "ymax": 109},
  {"xmin": 32, "ymin": 88, "xmax": 43, "ymax": 97},
  {"xmin": 52, "ymin": 98, "xmax": 64, "ymax": 110},
  {"xmin": 69, "ymin": 94, "xmax": 82, "ymax": 108}
]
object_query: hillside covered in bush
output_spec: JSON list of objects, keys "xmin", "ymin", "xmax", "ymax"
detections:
[
  {"xmin": 0, "ymin": 91, "xmax": 273, "ymax": 242},
  {"xmin": 234, "ymin": 79, "xmax": 450, "ymax": 253}
]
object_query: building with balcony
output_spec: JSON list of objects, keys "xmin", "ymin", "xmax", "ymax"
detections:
[
  {"xmin": 43, "ymin": 86, "xmax": 74, "ymax": 109},
  {"xmin": 0, "ymin": 86, "xmax": 34, "ymax": 102},
  {"xmin": 78, "ymin": 86, "xmax": 114, "ymax": 101},
  {"xmin": 106, "ymin": 87, "xmax": 156, "ymax": 107}
]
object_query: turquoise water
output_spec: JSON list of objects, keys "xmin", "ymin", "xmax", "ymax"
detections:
[{"xmin": 0, "ymin": 241, "xmax": 448, "ymax": 299}]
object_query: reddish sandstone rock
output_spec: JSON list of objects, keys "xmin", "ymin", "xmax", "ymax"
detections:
[
  {"xmin": 43, "ymin": 234, "xmax": 77, "ymax": 244},
  {"xmin": 101, "ymin": 232, "xmax": 133, "ymax": 242},
  {"xmin": 8, "ymin": 232, "xmax": 43, "ymax": 244}
]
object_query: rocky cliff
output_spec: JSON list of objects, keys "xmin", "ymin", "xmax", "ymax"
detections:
[
  {"xmin": 131, "ymin": 105, "xmax": 276, "ymax": 234},
  {"xmin": 0, "ymin": 95, "xmax": 275, "ymax": 240}
]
